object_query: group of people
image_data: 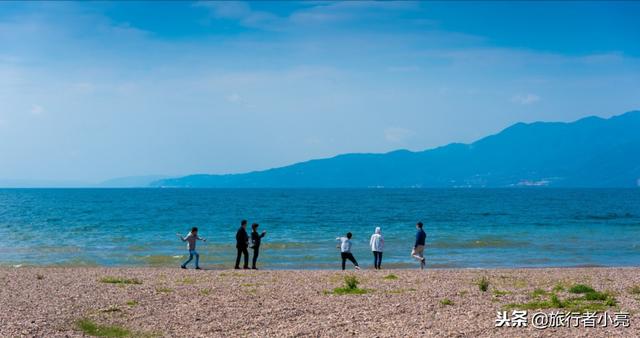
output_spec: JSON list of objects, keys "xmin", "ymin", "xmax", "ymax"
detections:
[
  {"xmin": 177, "ymin": 221, "xmax": 427, "ymax": 271},
  {"xmin": 336, "ymin": 221, "xmax": 427, "ymax": 270},
  {"xmin": 234, "ymin": 219, "xmax": 267, "ymax": 270}
]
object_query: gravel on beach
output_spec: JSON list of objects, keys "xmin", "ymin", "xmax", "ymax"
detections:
[{"xmin": 1, "ymin": 267, "xmax": 639, "ymax": 337}]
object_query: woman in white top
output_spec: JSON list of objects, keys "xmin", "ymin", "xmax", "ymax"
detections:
[{"xmin": 370, "ymin": 227, "xmax": 384, "ymax": 270}]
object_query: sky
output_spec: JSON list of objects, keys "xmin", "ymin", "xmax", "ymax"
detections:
[{"xmin": 0, "ymin": 1, "xmax": 639, "ymax": 183}]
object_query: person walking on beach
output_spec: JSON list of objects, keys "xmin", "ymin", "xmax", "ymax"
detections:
[
  {"xmin": 337, "ymin": 232, "xmax": 360, "ymax": 271},
  {"xmin": 235, "ymin": 220, "xmax": 250, "ymax": 269},
  {"xmin": 412, "ymin": 221, "xmax": 427, "ymax": 270},
  {"xmin": 250, "ymin": 223, "xmax": 267, "ymax": 270},
  {"xmin": 370, "ymin": 227, "xmax": 384, "ymax": 270},
  {"xmin": 177, "ymin": 227, "xmax": 206, "ymax": 270}
]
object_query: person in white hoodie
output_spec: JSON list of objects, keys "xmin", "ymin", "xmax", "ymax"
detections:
[{"xmin": 369, "ymin": 227, "xmax": 384, "ymax": 270}]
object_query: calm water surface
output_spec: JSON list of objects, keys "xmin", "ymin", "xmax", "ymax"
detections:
[{"xmin": 1, "ymin": 189, "xmax": 639, "ymax": 269}]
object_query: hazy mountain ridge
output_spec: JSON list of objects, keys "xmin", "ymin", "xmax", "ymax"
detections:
[{"xmin": 153, "ymin": 111, "xmax": 640, "ymax": 188}]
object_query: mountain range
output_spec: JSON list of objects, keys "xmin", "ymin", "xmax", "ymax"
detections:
[{"xmin": 151, "ymin": 111, "xmax": 640, "ymax": 188}]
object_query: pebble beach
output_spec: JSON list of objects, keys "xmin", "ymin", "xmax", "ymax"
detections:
[{"xmin": 2, "ymin": 267, "xmax": 640, "ymax": 337}]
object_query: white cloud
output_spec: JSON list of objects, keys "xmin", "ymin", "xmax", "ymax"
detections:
[
  {"xmin": 30, "ymin": 104, "xmax": 45, "ymax": 115},
  {"xmin": 196, "ymin": 2, "xmax": 282, "ymax": 30},
  {"xmin": 227, "ymin": 93, "xmax": 241, "ymax": 103},
  {"xmin": 386, "ymin": 65, "xmax": 422, "ymax": 73},
  {"xmin": 511, "ymin": 93, "xmax": 540, "ymax": 105},
  {"xmin": 384, "ymin": 127, "xmax": 415, "ymax": 143}
]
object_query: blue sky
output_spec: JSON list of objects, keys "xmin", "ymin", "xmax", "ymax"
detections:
[{"xmin": 0, "ymin": 1, "xmax": 639, "ymax": 183}]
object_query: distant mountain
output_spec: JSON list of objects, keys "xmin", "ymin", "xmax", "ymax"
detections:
[
  {"xmin": 99, "ymin": 175, "xmax": 170, "ymax": 188},
  {"xmin": 151, "ymin": 111, "xmax": 640, "ymax": 188}
]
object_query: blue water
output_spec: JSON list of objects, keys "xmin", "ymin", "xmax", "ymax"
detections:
[{"xmin": 1, "ymin": 189, "xmax": 639, "ymax": 269}]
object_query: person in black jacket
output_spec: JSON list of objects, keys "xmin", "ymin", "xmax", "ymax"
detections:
[
  {"xmin": 235, "ymin": 220, "xmax": 250, "ymax": 269},
  {"xmin": 412, "ymin": 221, "xmax": 427, "ymax": 270},
  {"xmin": 250, "ymin": 223, "xmax": 267, "ymax": 269}
]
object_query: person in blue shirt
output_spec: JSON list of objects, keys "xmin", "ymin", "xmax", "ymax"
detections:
[{"xmin": 411, "ymin": 221, "xmax": 427, "ymax": 270}]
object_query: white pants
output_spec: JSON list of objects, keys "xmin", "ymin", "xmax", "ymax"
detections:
[{"xmin": 412, "ymin": 245, "xmax": 425, "ymax": 261}]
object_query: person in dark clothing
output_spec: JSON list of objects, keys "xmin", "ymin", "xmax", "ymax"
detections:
[
  {"xmin": 250, "ymin": 223, "xmax": 267, "ymax": 269},
  {"xmin": 235, "ymin": 220, "xmax": 250, "ymax": 269},
  {"xmin": 412, "ymin": 221, "xmax": 427, "ymax": 270}
]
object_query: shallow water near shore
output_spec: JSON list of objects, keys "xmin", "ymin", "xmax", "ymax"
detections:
[{"xmin": 1, "ymin": 188, "xmax": 639, "ymax": 269}]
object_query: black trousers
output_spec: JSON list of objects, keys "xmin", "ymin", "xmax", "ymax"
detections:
[
  {"xmin": 235, "ymin": 246, "xmax": 249, "ymax": 268},
  {"xmin": 252, "ymin": 246, "xmax": 260, "ymax": 268},
  {"xmin": 373, "ymin": 251, "xmax": 383, "ymax": 269},
  {"xmin": 341, "ymin": 252, "xmax": 358, "ymax": 270}
]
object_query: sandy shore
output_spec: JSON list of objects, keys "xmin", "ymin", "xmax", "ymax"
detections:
[{"xmin": 1, "ymin": 267, "xmax": 640, "ymax": 337}]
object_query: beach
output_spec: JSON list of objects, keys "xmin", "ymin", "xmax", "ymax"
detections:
[{"xmin": 1, "ymin": 267, "xmax": 639, "ymax": 337}]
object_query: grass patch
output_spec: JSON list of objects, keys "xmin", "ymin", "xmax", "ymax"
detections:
[
  {"xmin": 629, "ymin": 285, "xmax": 640, "ymax": 295},
  {"xmin": 100, "ymin": 306, "xmax": 121, "ymax": 313},
  {"xmin": 200, "ymin": 288, "xmax": 211, "ymax": 296},
  {"xmin": 512, "ymin": 279, "xmax": 527, "ymax": 288},
  {"xmin": 507, "ymin": 284, "xmax": 617, "ymax": 312},
  {"xmin": 386, "ymin": 288, "xmax": 416, "ymax": 294},
  {"xmin": 329, "ymin": 275, "xmax": 369, "ymax": 295},
  {"xmin": 180, "ymin": 277, "xmax": 197, "ymax": 285},
  {"xmin": 459, "ymin": 290, "xmax": 468, "ymax": 296},
  {"xmin": 383, "ymin": 274, "xmax": 398, "ymax": 280},
  {"xmin": 240, "ymin": 283, "xmax": 259, "ymax": 287},
  {"xmin": 531, "ymin": 288, "xmax": 549, "ymax": 298},
  {"xmin": 552, "ymin": 283, "xmax": 565, "ymax": 292},
  {"xmin": 477, "ymin": 276, "xmax": 489, "ymax": 292},
  {"xmin": 99, "ymin": 277, "xmax": 142, "ymax": 285},
  {"xmin": 440, "ymin": 298, "xmax": 454, "ymax": 306},
  {"xmin": 76, "ymin": 319, "xmax": 131, "ymax": 337},
  {"xmin": 493, "ymin": 290, "xmax": 511, "ymax": 297},
  {"xmin": 568, "ymin": 284, "xmax": 595, "ymax": 294},
  {"xmin": 125, "ymin": 300, "xmax": 138, "ymax": 307},
  {"xmin": 155, "ymin": 286, "xmax": 173, "ymax": 293}
]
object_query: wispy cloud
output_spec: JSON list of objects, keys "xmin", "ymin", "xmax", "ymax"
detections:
[
  {"xmin": 511, "ymin": 93, "xmax": 540, "ymax": 105},
  {"xmin": 30, "ymin": 104, "xmax": 45, "ymax": 115},
  {"xmin": 195, "ymin": 1, "xmax": 283, "ymax": 30},
  {"xmin": 384, "ymin": 127, "xmax": 415, "ymax": 143}
]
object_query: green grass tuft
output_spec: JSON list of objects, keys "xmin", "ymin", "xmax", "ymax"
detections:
[
  {"xmin": 584, "ymin": 291, "xmax": 609, "ymax": 301},
  {"xmin": 383, "ymin": 274, "xmax": 398, "ymax": 280},
  {"xmin": 629, "ymin": 285, "xmax": 640, "ymax": 295},
  {"xmin": 180, "ymin": 277, "xmax": 197, "ymax": 285},
  {"xmin": 200, "ymin": 288, "xmax": 211, "ymax": 296},
  {"xmin": 344, "ymin": 275, "xmax": 359, "ymax": 289},
  {"xmin": 99, "ymin": 277, "xmax": 142, "ymax": 285},
  {"xmin": 100, "ymin": 307, "xmax": 121, "ymax": 313},
  {"xmin": 493, "ymin": 290, "xmax": 511, "ymax": 297},
  {"xmin": 155, "ymin": 286, "xmax": 173, "ymax": 293},
  {"xmin": 552, "ymin": 283, "xmax": 565, "ymax": 292},
  {"xmin": 330, "ymin": 275, "xmax": 369, "ymax": 295},
  {"xmin": 440, "ymin": 298, "xmax": 454, "ymax": 306},
  {"xmin": 125, "ymin": 300, "xmax": 138, "ymax": 307},
  {"xmin": 76, "ymin": 319, "xmax": 131, "ymax": 337},
  {"xmin": 478, "ymin": 276, "xmax": 489, "ymax": 292},
  {"xmin": 507, "ymin": 285, "xmax": 617, "ymax": 313},
  {"xmin": 569, "ymin": 284, "xmax": 595, "ymax": 294},
  {"xmin": 531, "ymin": 288, "xmax": 548, "ymax": 298}
]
